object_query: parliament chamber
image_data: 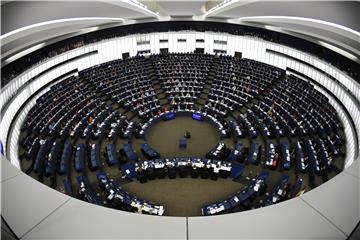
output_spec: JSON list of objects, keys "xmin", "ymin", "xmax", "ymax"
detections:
[{"xmin": 1, "ymin": 1, "xmax": 359, "ymax": 239}]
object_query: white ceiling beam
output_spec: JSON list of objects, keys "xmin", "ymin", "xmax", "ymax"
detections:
[
  {"xmin": 0, "ymin": 17, "xmax": 125, "ymax": 44},
  {"xmin": 196, "ymin": 0, "xmax": 258, "ymax": 18},
  {"xmin": 101, "ymin": 0, "xmax": 162, "ymax": 19},
  {"xmin": 228, "ymin": 16, "xmax": 360, "ymax": 62},
  {"xmin": 237, "ymin": 16, "xmax": 360, "ymax": 42},
  {"xmin": 140, "ymin": 1, "xmax": 170, "ymax": 18}
]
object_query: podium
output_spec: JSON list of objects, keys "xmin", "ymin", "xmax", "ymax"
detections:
[{"xmin": 179, "ymin": 138, "xmax": 187, "ymax": 149}]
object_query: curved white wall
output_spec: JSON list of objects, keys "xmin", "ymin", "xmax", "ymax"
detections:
[{"xmin": 1, "ymin": 31, "xmax": 359, "ymax": 169}]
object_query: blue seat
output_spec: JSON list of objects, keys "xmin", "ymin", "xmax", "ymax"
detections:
[
  {"xmin": 59, "ymin": 141, "xmax": 72, "ymax": 175},
  {"xmin": 76, "ymin": 176, "xmax": 101, "ymax": 205},
  {"xmin": 291, "ymin": 178, "xmax": 303, "ymax": 197},
  {"xmin": 90, "ymin": 143, "xmax": 101, "ymax": 170},
  {"xmin": 304, "ymin": 139, "xmax": 318, "ymax": 174},
  {"xmin": 74, "ymin": 143, "xmax": 86, "ymax": 172},
  {"xmin": 247, "ymin": 143, "xmax": 260, "ymax": 165},
  {"xmin": 63, "ymin": 179, "xmax": 73, "ymax": 196},
  {"xmin": 34, "ymin": 139, "xmax": 51, "ymax": 174},
  {"xmin": 140, "ymin": 143, "xmax": 160, "ymax": 159},
  {"xmin": 106, "ymin": 143, "xmax": 119, "ymax": 166},
  {"xmin": 314, "ymin": 138, "xmax": 330, "ymax": 171},
  {"xmin": 121, "ymin": 163, "xmax": 137, "ymax": 179},
  {"xmin": 45, "ymin": 140, "xmax": 62, "ymax": 177},
  {"xmin": 123, "ymin": 143, "xmax": 138, "ymax": 161},
  {"xmin": 262, "ymin": 174, "xmax": 290, "ymax": 207},
  {"xmin": 226, "ymin": 143, "xmax": 243, "ymax": 162},
  {"xmin": 294, "ymin": 141, "xmax": 306, "ymax": 173},
  {"xmin": 230, "ymin": 163, "xmax": 244, "ymax": 179},
  {"xmin": 280, "ymin": 142, "xmax": 291, "ymax": 170}
]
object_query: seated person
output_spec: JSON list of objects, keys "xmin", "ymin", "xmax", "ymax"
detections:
[{"xmin": 184, "ymin": 130, "xmax": 191, "ymax": 139}]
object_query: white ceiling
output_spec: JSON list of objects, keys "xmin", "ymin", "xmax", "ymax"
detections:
[
  {"xmin": 156, "ymin": 0, "xmax": 207, "ymax": 16},
  {"xmin": 216, "ymin": 1, "xmax": 360, "ymax": 32},
  {"xmin": 1, "ymin": 1, "xmax": 146, "ymax": 34},
  {"xmin": 1, "ymin": 0, "xmax": 359, "ymax": 63},
  {"xmin": 2, "ymin": 1, "xmax": 359, "ymax": 34}
]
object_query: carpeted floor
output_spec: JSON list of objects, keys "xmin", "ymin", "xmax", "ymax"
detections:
[{"xmin": 146, "ymin": 116, "xmax": 225, "ymax": 158}]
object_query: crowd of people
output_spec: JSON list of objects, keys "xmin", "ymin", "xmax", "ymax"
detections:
[
  {"xmin": 3, "ymin": 22, "xmax": 358, "ymax": 87},
  {"xmin": 18, "ymin": 52, "xmax": 346, "ymax": 216}
]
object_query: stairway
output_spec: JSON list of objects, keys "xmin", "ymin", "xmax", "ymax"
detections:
[
  {"xmin": 241, "ymin": 72, "xmax": 286, "ymax": 113},
  {"xmin": 228, "ymin": 110, "xmax": 241, "ymax": 122},
  {"xmin": 149, "ymin": 58, "xmax": 169, "ymax": 108},
  {"xmin": 195, "ymin": 58, "xmax": 220, "ymax": 107},
  {"xmin": 154, "ymin": 83, "xmax": 167, "ymax": 102}
]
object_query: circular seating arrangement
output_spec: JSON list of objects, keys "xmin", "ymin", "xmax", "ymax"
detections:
[{"xmin": 19, "ymin": 52, "xmax": 346, "ymax": 216}]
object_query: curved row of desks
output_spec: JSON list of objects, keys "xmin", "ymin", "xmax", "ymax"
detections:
[
  {"xmin": 139, "ymin": 110, "xmax": 228, "ymax": 139},
  {"xmin": 121, "ymin": 157, "xmax": 245, "ymax": 180}
]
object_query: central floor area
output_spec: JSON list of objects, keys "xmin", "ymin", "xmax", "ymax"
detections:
[
  {"xmin": 121, "ymin": 178, "xmax": 245, "ymax": 216},
  {"xmin": 146, "ymin": 116, "xmax": 223, "ymax": 158}
]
